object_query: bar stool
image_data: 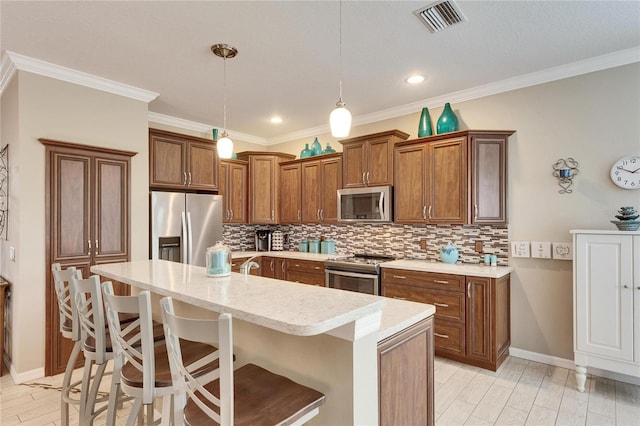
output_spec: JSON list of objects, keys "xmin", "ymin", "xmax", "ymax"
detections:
[
  {"xmin": 160, "ymin": 296, "xmax": 326, "ymax": 426},
  {"xmin": 102, "ymin": 283, "xmax": 219, "ymax": 425},
  {"xmin": 51, "ymin": 263, "xmax": 83, "ymax": 426}
]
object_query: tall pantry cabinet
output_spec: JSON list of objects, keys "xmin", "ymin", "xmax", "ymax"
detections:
[
  {"xmin": 571, "ymin": 230, "xmax": 640, "ymax": 391},
  {"xmin": 42, "ymin": 139, "xmax": 134, "ymax": 376}
]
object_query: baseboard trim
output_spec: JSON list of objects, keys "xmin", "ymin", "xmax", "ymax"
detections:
[
  {"xmin": 9, "ymin": 364, "xmax": 45, "ymax": 385},
  {"xmin": 509, "ymin": 347, "xmax": 640, "ymax": 386}
]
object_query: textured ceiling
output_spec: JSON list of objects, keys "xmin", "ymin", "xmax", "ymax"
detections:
[{"xmin": 2, "ymin": 1, "xmax": 639, "ymax": 143}]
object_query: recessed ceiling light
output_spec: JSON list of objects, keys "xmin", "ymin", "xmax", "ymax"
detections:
[
  {"xmin": 407, "ymin": 75, "xmax": 425, "ymax": 84},
  {"xmin": 270, "ymin": 116, "xmax": 283, "ymax": 124}
]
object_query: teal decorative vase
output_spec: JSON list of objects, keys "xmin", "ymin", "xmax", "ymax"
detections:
[
  {"xmin": 418, "ymin": 107, "xmax": 433, "ymax": 137},
  {"xmin": 300, "ymin": 143, "xmax": 313, "ymax": 158},
  {"xmin": 311, "ymin": 137, "xmax": 322, "ymax": 156},
  {"xmin": 440, "ymin": 243, "xmax": 459, "ymax": 264},
  {"xmin": 436, "ymin": 103, "xmax": 459, "ymax": 134},
  {"xmin": 322, "ymin": 143, "xmax": 336, "ymax": 154}
]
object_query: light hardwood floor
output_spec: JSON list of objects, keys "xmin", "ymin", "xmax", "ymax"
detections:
[{"xmin": 1, "ymin": 356, "xmax": 638, "ymax": 425}]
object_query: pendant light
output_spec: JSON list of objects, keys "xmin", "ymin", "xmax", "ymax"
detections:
[
  {"xmin": 211, "ymin": 43, "xmax": 238, "ymax": 159},
  {"xmin": 329, "ymin": 0, "xmax": 352, "ymax": 138}
]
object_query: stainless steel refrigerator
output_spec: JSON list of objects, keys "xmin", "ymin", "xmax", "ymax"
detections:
[{"xmin": 150, "ymin": 191, "xmax": 223, "ymax": 267}]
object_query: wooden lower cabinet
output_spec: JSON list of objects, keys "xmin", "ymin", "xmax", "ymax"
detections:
[
  {"xmin": 378, "ymin": 316, "xmax": 434, "ymax": 426},
  {"xmin": 285, "ymin": 259, "xmax": 325, "ymax": 286},
  {"xmin": 382, "ymin": 268, "xmax": 510, "ymax": 371},
  {"xmin": 230, "ymin": 257, "xmax": 260, "ymax": 275},
  {"xmin": 261, "ymin": 256, "xmax": 287, "ymax": 280}
]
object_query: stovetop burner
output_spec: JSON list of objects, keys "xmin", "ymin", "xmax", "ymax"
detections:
[{"xmin": 325, "ymin": 253, "xmax": 397, "ymax": 273}]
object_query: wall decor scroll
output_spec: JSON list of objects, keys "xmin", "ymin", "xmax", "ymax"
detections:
[
  {"xmin": 0, "ymin": 145, "xmax": 8, "ymax": 239},
  {"xmin": 552, "ymin": 157, "xmax": 579, "ymax": 194}
]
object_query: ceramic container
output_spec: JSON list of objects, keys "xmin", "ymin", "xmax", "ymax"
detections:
[{"xmin": 440, "ymin": 243, "xmax": 459, "ymax": 264}]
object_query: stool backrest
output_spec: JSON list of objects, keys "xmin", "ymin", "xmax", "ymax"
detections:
[
  {"xmin": 70, "ymin": 275, "xmax": 109, "ymax": 365},
  {"xmin": 51, "ymin": 263, "xmax": 82, "ymax": 341},
  {"xmin": 101, "ymin": 282, "xmax": 156, "ymax": 404},
  {"xmin": 160, "ymin": 297, "xmax": 233, "ymax": 425}
]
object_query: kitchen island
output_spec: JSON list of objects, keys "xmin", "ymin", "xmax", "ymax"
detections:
[{"xmin": 92, "ymin": 260, "xmax": 435, "ymax": 425}]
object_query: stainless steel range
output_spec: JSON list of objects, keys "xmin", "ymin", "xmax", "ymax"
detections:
[{"xmin": 325, "ymin": 254, "xmax": 396, "ymax": 295}]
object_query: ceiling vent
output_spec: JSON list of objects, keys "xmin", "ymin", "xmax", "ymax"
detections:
[{"xmin": 414, "ymin": 1, "xmax": 467, "ymax": 33}]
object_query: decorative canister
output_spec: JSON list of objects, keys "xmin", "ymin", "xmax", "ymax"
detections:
[
  {"xmin": 298, "ymin": 239, "xmax": 309, "ymax": 252},
  {"xmin": 309, "ymin": 238, "xmax": 320, "ymax": 253},
  {"xmin": 272, "ymin": 231, "xmax": 284, "ymax": 251},
  {"xmin": 440, "ymin": 243, "xmax": 459, "ymax": 264},
  {"xmin": 206, "ymin": 241, "xmax": 231, "ymax": 277},
  {"xmin": 320, "ymin": 239, "xmax": 336, "ymax": 254}
]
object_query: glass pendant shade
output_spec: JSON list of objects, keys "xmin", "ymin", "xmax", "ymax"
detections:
[
  {"xmin": 217, "ymin": 133, "xmax": 234, "ymax": 159},
  {"xmin": 330, "ymin": 102, "xmax": 352, "ymax": 138}
]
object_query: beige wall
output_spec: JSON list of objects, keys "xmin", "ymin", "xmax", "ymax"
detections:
[
  {"xmin": 273, "ymin": 63, "xmax": 640, "ymax": 360},
  {"xmin": 0, "ymin": 71, "xmax": 150, "ymax": 378}
]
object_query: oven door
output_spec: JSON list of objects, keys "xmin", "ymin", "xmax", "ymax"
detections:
[{"xmin": 325, "ymin": 269, "xmax": 379, "ymax": 295}]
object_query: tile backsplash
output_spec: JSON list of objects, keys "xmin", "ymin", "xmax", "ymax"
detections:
[{"xmin": 223, "ymin": 223, "xmax": 509, "ymax": 266}]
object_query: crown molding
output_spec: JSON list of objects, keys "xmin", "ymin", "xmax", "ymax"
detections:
[
  {"xmin": 0, "ymin": 53, "xmax": 18, "ymax": 95},
  {"xmin": 0, "ymin": 51, "xmax": 159, "ymax": 102},
  {"xmin": 148, "ymin": 112, "xmax": 269, "ymax": 146}
]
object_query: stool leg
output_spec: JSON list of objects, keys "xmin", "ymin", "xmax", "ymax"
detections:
[
  {"xmin": 105, "ymin": 355, "xmax": 123, "ymax": 426},
  {"xmin": 61, "ymin": 341, "xmax": 82, "ymax": 426},
  {"xmin": 79, "ymin": 358, "xmax": 95, "ymax": 424},
  {"xmin": 85, "ymin": 362, "xmax": 108, "ymax": 424}
]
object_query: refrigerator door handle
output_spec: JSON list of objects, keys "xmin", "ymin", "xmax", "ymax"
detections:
[
  {"xmin": 186, "ymin": 212, "xmax": 194, "ymax": 264},
  {"xmin": 181, "ymin": 211, "xmax": 188, "ymax": 263}
]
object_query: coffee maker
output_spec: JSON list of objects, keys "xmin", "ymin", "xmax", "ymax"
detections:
[{"xmin": 255, "ymin": 230, "xmax": 272, "ymax": 251}]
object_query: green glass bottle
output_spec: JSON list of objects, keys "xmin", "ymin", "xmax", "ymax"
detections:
[
  {"xmin": 436, "ymin": 103, "xmax": 459, "ymax": 134},
  {"xmin": 418, "ymin": 107, "xmax": 433, "ymax": 137},
  {"xmin": 300, "ymin": 144, "xmax": 312, "ymax": 158}
]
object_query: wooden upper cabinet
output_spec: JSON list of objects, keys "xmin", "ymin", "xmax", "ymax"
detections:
[
  {"xmin": 339, "ymin": 130, "xmax": 409, "ymax": 188},
  {"xmin": 394, "ymin": 130, "xmax": 513, "ymax": 225},
  {"xmin": 94, "ymin": 157, "xmax": 130, "ymax": 259},
  {"xmin": 319, "ymin": 156, "xmax": 342, "ymax": 223},
  {"xmin": 279, "ymin": 163, "xmax": 302, "ymax": 224},
  {"xmin": 237, "ymin": 152, "xmax": 295, "ymax": 224},
  {"xmin": 149, "ymin": 128, "xmax": 218, "ymax": 191},
  {"xmin": 219, "ymin": 159, "xmax": 248, "ymax": 223}
]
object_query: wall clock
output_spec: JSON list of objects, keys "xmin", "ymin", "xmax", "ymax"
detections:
[{"xmin": 610, "ymin": 155, "xmax": 640, "ymax": 189}]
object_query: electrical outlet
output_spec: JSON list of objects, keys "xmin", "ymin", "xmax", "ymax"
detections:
[
  {"xmin": 530, "ymin": 241, "xmax": 551, "ymax": 259},
  {"xmin": 552, "ymin": 242, "xmax": 573, "ymax": 260},
  {"xmin": 9, "ymin": 246, "xmax": 15, "ymax": 261},
  {"xmin": 475, "ymin": 240, "xmax": 483, "ymax": 253},
  {"xmin": 419, "ymin": 239, "xmax": 427, "ymax": 250},
  {"xmin": 511, "ymin": 241, "xmax": 530, "ymax": 257}
]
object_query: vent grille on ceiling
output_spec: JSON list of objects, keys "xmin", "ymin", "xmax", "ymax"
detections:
[{"xmin": 414, "ymin": 0, "xmax": 467, "ymax": 33}]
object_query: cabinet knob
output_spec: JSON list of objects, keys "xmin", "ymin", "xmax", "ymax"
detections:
[{"xmin": 623, "ymin": 285, "xmax": 630, "ymax": 289}]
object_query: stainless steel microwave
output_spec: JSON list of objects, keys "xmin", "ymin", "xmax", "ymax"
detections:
[{"xmin": 337, "ymin": 185, "xmax": 392, "ymax": 223}]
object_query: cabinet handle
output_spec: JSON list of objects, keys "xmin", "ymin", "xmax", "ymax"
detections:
[
  {"xmin": 188, "ymin": 172, "xmax": 192, "ymax": 185},
  {"xmin": 433, "ymin": 302, "xmax": 449, "ymax": 308},
  {"xmin": 270, "ymin": 260, "xmax": 274, "ymax": 272},
  {"xmin": 474, "ymin": 204, "xmax": 479, "ymax": 221},
  {"xmin": 434, "ymin": 333, "xmax": 449, "ymax": 339},
  {"xmin": 433, "ymin": 279, "xmax": 449, "ymax": 284},
  {"xmin": 183, "ymin": 172, "xmax": 187, "ymax": 185},
  {"xmin": 623, "ymin": 285, "xmax": 630, "ymax": 289},
  {"xmin": 362, "ymin": 172, "xmax": 366, "ymax": 185},
  {"xmin": 229, "ymin": 209, "xmax": 233, "ymax": 221},
  {"xmin": 392, "ymin": 296, "xmax": 407, "ymax": 300},
  {"xmin": 392, "ymin": 275, "xmax": 407, "ymax": 279},
  {"xmin": 282, "ymin": 262, "xmax": 286, "ymax": 273},
  {"xmin": 320, "ymin": 209, "xmax": 324, "ymax": 220},
  {"xmin": 467, "ymin": 282, "xmax": 471, "ymax": 298},
  {"xmin": 366, "ymin": 172, "xmax": 370, "ymax": 185},
  {"xmin": 271, "ymin": 210, "xmax": 274, "ymax": 221},
  {"xmin": 422, "ymin": 206, "xmax": 427, "ymax": 220},
  {"xmin": 428, "ymin": 205, "xmax": 432, "ymax": 220},
  {"xmin": 297, "ymin": 210, "xmax": 301, "ymax": 220},
  {"xmin": 316, "ymin": 209, "xmax": 320, "ymax": 220},
  {"xmin": 314, "ymin": 266, "xmax": 320, "ymax": 270},
  {"xmin": 87, "ymin": 240, "xmax": 92, "ymax": 255},
  {"xmin": 95, "ymin": 240, "xmax": 99, "ymax": 256}
]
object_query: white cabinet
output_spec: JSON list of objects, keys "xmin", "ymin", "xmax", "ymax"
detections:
[{"xmin": 571, "ymin": 230, "xmax": 640, "ymax": 391}]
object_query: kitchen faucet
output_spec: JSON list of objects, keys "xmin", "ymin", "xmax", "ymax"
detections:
[{"xmin": 239, "ymin": 256, "xmax": 261, "ymax": 276}]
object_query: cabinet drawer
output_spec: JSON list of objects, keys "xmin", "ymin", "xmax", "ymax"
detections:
[
  {"xmin": 434, "ymin": 319, "xmax": 465, "ymax": 356},
  {"xmin": 382, "ymin": 269, "xmax": 465, "ymax": 292},
  {"xmin": 287, "ymin": 259, "xmax": 324, "ymax": 274},
  {"xmin": 287, "ymin": 270, "xmax": 325, "ymax": 286},
  {"xmin": 383, "ymin": 284, "xmax": 465, "ymax": 322}
]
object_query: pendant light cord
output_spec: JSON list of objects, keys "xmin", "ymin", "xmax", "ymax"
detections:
[
  {"xmin": 223, "ymin": 56, "xmax": 227, "ymax": 133},
  {"xmin": 338, "ymin": 0, "xmax": 343, "ymax": 103}
]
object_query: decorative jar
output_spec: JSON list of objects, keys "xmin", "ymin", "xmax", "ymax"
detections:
[
  {"xmin": 436, "ymin": 103, "xmax": 459, "ymax": 134},
  {"xmin": 311, "ymin": 137, "xmax": 322, "ymax": 156},
  {"xmin": 418, "ymin": 107, "xmax": 433, "ymax": 137},
  {"xmin": 322, "ymin": 143, "xmax": 336, "ymax": 154},
  {"xmin": 440, "ymin": 243, "xmax": 459, "ymax": 264},
  {"xmin": 206, "ymin": 241, "xmax": 231, "ymax": 277},
  {"xmin": 300, "ymin": 144, "xmax": 312, "ymax": 158},
  {"xmin": 309, "ymin": 239, "xmax": 320, "ymax": 253}
]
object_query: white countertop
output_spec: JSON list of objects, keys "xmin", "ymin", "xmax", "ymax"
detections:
[
  {"xmin": 232, "ymin": 250, "xmax": 347, "ymax": 262},
  {"xmin": 378, "ymin": 298, "xmax": 435, "ymax": 341},
  {"xmin": 381, "ymin": 259, "xmax": 513, "ymax": 278},
  {"xmin": 91, "ymin": 260, "xmax": 386, "ymax": 337}
]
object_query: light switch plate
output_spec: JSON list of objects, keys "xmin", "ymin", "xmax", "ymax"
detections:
[
  {"xmin": 511, "ymin": 241, "xmax": 530, "ymax": 257},
  {"xmin": 552, "ymin": 242, "xmax": 573, "ymax": 260},
  {"xmin": 530, "ymin": 241, "xmax": 551, "ymax": 259},
  {"xmin": 9, "ymin": 246, "xmax": 15, "ymax": 261}
]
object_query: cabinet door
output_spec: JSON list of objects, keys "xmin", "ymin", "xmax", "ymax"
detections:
[
  {"xmin": 575, "ymin": 234, "xmax": 634, "ymax": 361},
  {"xmin": 428, "ymin": 137, "xmax": 467, "ymax": 224},
  {"xmin": 342, "ymin": 141, "xmax": 366, "ymax": 188},
  {"xmin": 249, "ymin": 156, "xmax": 277, "ymax": 223},
  {"xmin": 187, "ymin": 141, "xmax": 218, "ymax": 190},
  {"xmin": 320, "ymin": 157, "xmax": 342, "ymax": 223},
  {"xmin": 466, "ymin": 276, "xmax": 492, "ymax": 363},
  {"xmin": 94, "ymin": 157, "xmax": 129, "ymax": 262},
  {"xmin": 280, "ymin": 163, "xmax": 301, "ymax": 223},
  {"xmin": 219, "ymin": 161, "xmax": 229, "ymax": 222},
  {"xmin": 394, "ymin": 144, "xmax": 427, "ymax": 223},
  {"xmin": 471, "ymin": 135, "xmax": 507, "ymax": 224},
  {"xmin": 301, "ymin": 161, "xmax": 322, "ymax": 223},
  {"xmin": 149, "ymin": 134, "xmax": 186, "ymax": 188},
  {"xmin": 367, "ymin": 136, "xmax": 393, "ymax": 186},
  {"xmin": 228, "ymin": 162, "xmax": 247, "ymax": 224}
]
